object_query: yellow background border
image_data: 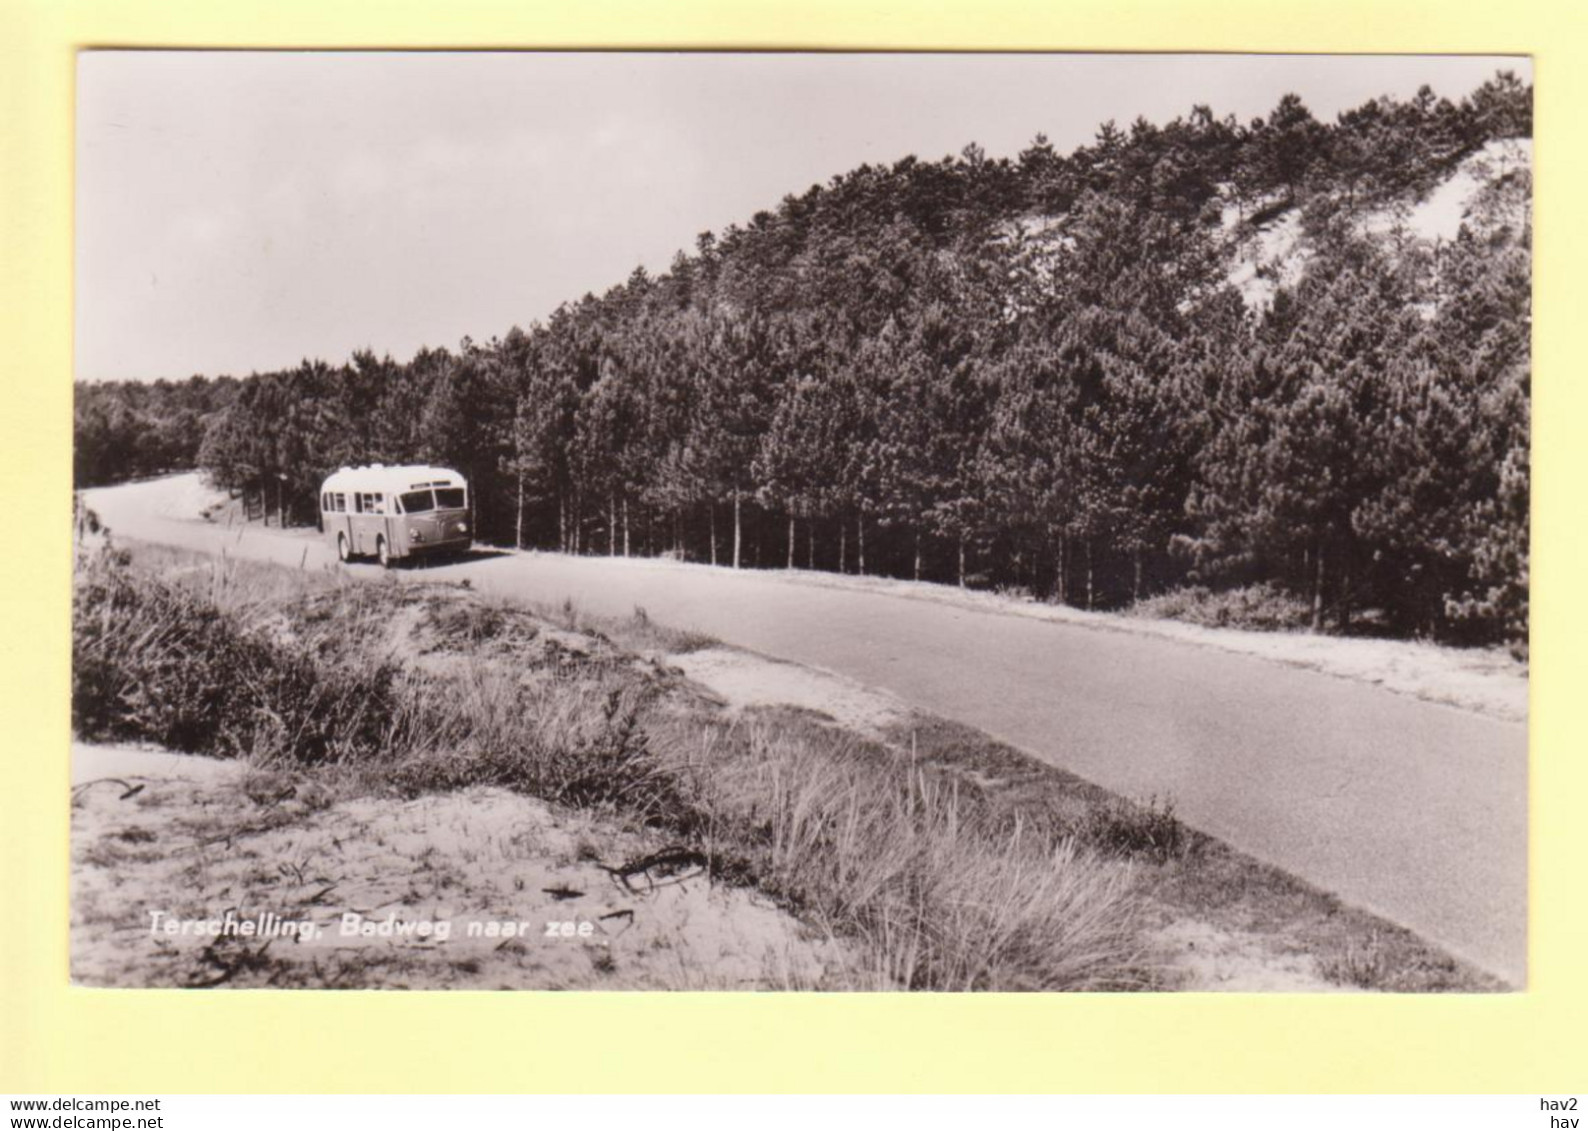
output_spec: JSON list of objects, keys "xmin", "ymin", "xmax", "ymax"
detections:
[{"xmin": 2, "ymin": 0, "xmax": 1581, "ymax": 1093}]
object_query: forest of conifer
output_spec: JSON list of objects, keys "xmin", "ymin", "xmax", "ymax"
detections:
[{"xmin": 73, "ymin": 72, "xmax": 1532, "ymax": 649}]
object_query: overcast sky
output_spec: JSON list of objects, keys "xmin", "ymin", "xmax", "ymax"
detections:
[{"xmin": 76, "ymin": 51, "xmax": 1525, "ymax": 382}]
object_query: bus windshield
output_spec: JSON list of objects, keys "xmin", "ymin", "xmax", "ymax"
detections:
[
  {"xmin": 400, "ymin": 490, "xmax": 435, "ymax": 514},
  {"xmin": 434, "ymin": 487, "xmax": 466, "ymax": 509}
]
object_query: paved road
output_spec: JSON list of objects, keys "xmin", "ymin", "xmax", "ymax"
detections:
[{"xmin": 83, "ymin": 477, "xmax": 1529, "ymax": 984}]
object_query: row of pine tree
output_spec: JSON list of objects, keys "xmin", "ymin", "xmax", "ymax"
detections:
[{"xmin": 74, "ymin": 73, "xmax": 1531, "ymax": 647}]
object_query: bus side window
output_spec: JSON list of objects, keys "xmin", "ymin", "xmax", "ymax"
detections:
[
  {"xmin": 354, "ymin": 493, "xmax": 364, "ymax": 515},
  {"xmin": 334, "ymin": 493, "xmax": 347, "ymax": 513},
  {"xmin": 373, "ymin": 493, "xmax": 385, "ymax": 514}
]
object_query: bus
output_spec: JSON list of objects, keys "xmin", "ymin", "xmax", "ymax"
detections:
[{"xmin": 319, "ymin": 464, "xmax": 471, "ymax": 567}]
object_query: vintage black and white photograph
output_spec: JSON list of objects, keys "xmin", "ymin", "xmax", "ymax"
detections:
[{"xmin": 71, "ymin": 51, "xmax": 1530, "ymax": 992}]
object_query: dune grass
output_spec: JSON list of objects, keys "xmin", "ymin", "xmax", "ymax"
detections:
[{"xmin": 72, "ymin": 539, "xmax": 1150, "ymax": 991}]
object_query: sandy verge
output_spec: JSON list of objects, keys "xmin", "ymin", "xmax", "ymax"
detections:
[
  {"xmin": 70, "ymin": 743, "xmax": 851, "ymax": 990},
  {"xmin": 668, "ymin": 647, "xmax": 909, "ymax": 736},
  {"xmin": 1149, "ymin": 919, "xmax": 1349, "ymax": 993},
  {"xmin": 73, "ymin": 742, "xmax": 241, "ymax": 786}
]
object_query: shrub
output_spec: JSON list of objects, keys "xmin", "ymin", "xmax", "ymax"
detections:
[
  {"xmin": 384, "ymin": 675, "xmax": 696, "ymax": 827},
  {"xmin": 1075, "ymin": 795, "xmax": 1192, "ymax": 864},
  {"xmin": 73, "ymin": 551, "xmax": 403, "ymax": 763},
  {"xmin": 418, "ymin": 597, "xmax": 514, "ymax": 649},
  {"xmin": 73, "ymin": 548, "xmax": 694, "ymax": 814}
]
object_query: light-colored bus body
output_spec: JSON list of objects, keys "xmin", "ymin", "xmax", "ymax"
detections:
[{"xmin": 320, "ymin": 464, "xmax": 471, "ymax": 567}]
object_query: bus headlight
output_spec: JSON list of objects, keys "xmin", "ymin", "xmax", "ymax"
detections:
[
  {"xmin": 455, "ymin": 521, "xmax": 468, "ymax": 534},
  {"xmin": 410, "ymin": 529, "xmax": 424, "ymax": 541}
]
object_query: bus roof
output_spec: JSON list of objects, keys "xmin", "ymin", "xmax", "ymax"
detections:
[{"xmin": 320, "ymin": 464, "xmax": 468, "ymax": 495}]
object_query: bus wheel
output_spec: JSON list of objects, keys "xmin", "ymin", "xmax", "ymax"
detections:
[
  {"xmin": 377, "ymin": 535, "xmax": 392, "ymax": 569},
  {"xmin": 337, "ymin": 533, "xmax": 351, "ymax": 563}
]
